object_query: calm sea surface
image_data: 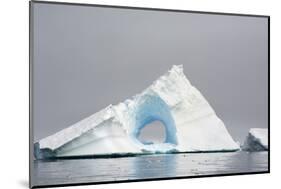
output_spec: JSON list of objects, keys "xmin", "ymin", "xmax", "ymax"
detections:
[{"xmin": 32, "ymin": 151, "xmax": 268, "ymax": 186}]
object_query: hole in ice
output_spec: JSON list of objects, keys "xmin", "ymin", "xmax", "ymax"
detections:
[
  {"xmin": 137, "ymin": 120, "xmax": 166, "ymax": 144},
  {"xmin": 132, "ymin": 95, "xmax": 178, "ymax": 146}
]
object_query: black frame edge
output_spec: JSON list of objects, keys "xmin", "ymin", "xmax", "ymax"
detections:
[
  {"xmin": 29, "ymin": 1, "xmax": 33, "ymax": 188},
  {"xmin": 31, "ymin": 171, "xmax": 269, "ymax": 189},
  {"xmin": 267, "ymin": 16, "xmax": 270, "ymax": 173},
  {"xmin": 31, "ymin": 0, "xmax": 270, "ymax": 18}
]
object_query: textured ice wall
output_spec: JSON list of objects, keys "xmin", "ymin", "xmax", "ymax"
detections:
[{"xmin": 34, "ymin": 65, "xmax": 239, "ymax": 159}]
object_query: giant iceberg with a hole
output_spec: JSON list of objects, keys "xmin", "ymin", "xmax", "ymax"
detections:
[
  {"xmin": 34, "ymin": 65, "xmax": 239, "ymax": 159},
  {"xmin": 242, "ymin": 128, "xmax": 268, "ymax": 151}
]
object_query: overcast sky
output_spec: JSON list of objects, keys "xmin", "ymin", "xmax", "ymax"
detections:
[{"xmin": 32, "ymin": 2, "xmax": 268, "ymax": 143}]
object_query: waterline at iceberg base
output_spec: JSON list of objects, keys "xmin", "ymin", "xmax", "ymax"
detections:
[{"xmin": 34, "ymin": 65, "xmax": 240, "ymax": 159}]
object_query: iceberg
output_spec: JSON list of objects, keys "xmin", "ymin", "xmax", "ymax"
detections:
[
  {"xmin": 242, "ymin": 128, "xmax": 268, "ymax": 151},
  {"xmin": 34, "ymin": 65, "xmax": 239, "ymax": 159}
]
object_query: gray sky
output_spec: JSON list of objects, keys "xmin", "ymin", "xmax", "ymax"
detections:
[{"xmin": 32, "ymin": 2, "xmax": 268, "ymax": 143}]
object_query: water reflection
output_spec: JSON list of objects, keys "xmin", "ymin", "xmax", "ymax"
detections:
[
  {"xmin": 132, "ymin": 154, "xmax": 177, "ymax": 179},
  {"xmin": 32, "ymin": 151, "xmax": 268, "ymax": 186}
]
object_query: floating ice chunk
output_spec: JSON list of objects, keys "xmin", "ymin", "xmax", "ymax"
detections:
[
  {"xmin": 34, "ymin": 65, "xmax": 239, "ymax": 159},
  {"xmin": 242, "ymin": 128, "xmax": 268, "ymax": 151}
]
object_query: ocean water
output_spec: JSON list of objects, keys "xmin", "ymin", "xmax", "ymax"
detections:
[{"xmin": 32, "ymin": 151, "xmax": 268, "ymax": 187}]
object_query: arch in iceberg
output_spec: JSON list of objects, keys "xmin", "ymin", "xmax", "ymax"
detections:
[{"xmin": 131, "ymin": 95, "xmax": 178, "ymax": 146}]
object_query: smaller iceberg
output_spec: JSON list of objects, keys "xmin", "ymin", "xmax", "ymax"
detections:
[{"xmin": 242, "ymin": 128, "xmax": 268, "ymax": 151}]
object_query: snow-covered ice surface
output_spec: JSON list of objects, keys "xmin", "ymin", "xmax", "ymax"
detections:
[
  {"xmin": 242, "ymin": 128, "xmax": 268, "ymax": 151},
  {"xmin": 34, "ymin": 65, "xmax": 239, "ymax": 159}
]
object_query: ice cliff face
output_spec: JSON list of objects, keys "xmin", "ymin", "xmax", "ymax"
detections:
[
  {"xmin": 34, "ymin": 65, "xmax": 239, "ymax": 159},
  {"xmin": 242, "ymin": 128, "xmax": 268, "ymax": 151}
]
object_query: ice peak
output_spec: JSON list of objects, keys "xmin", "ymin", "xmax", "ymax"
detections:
[{"xmin": 169, "ymin": 64, "xmax": 184, "ymax": 74}]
